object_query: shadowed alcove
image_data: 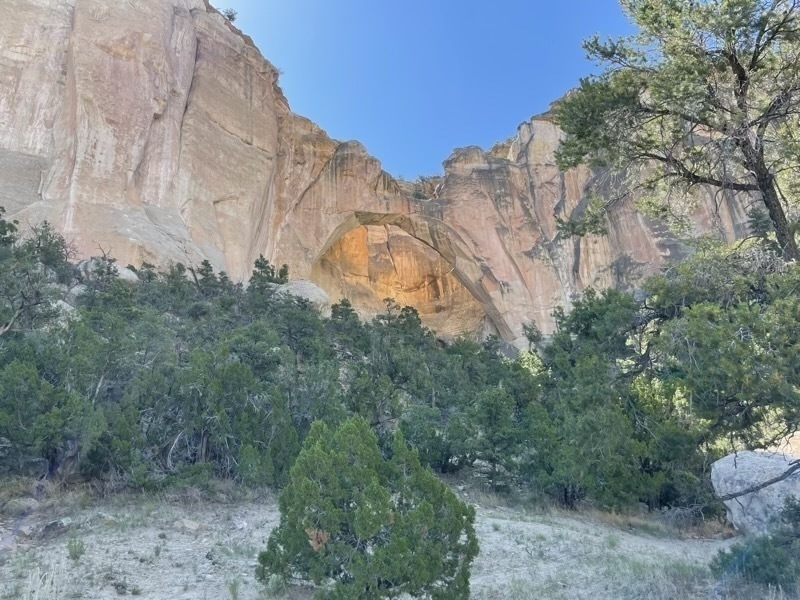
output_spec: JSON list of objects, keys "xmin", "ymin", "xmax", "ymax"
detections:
[{"xmin": 307, "ymin": 212, "xmax": 506, "ymax": 340}]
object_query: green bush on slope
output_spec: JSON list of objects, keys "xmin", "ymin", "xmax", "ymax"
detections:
[{"xmin": 257, "ymin": 416, "xmax": 478, "ymax": 599}]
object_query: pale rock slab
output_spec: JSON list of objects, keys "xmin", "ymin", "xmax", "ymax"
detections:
[
  {"xmin": 711, "ymin": 450, "xmax": 800, "ymax": 535},
  {"xmin": 274, "ymin": 279, "xmax": 331, "ymax": 316}
]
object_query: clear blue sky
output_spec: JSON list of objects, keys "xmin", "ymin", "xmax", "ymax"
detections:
[{"xmin": 218, "ymin": 1, "xmax": 632, "ymax": 178}]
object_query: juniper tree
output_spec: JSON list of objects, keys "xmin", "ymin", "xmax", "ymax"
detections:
[
  {"xmin": 257, "ymin": 417, "xmax": 478, "ymax": 599},
  {"xmin": 555, "ymin": 0, "xmax": 800, "ymax": 259}
]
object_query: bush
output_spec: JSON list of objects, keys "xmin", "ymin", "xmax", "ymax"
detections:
[
  {"xmin": 257, "ymin": 417, "xmax": 478, "ymax": 599},
  {"xmin": 67, "ymin": 538, "xmax": 86, "ymax": 561},
  {"xmin": 710, "ymin": 496, "xmax": 800, "ymax": 586},
  {"xmin": 711, "ymin": 535, "xmax": 796, "ymax": 586}
]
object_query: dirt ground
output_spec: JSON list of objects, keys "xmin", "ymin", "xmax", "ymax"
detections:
[{"xmin": 0, "ymin": 485, "xmax": 763, "ymax": 600}]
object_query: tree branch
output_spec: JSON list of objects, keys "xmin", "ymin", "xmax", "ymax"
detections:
[
  {"xmin": 750, "ymin": 1, "xmax": 799, "ymax": 71},
  {"xmin": 637, "ymin": 152, "xmax": 760, "ymax": 191},
  {"xmin": 717, "ymin": 458, "xmax": 800, "ymax": 502},
  {"xmin": 639, "ymin": 105, "xmax": 725, "ymax": 135},
  {"xmin": 0, "ymin": 307, "xmax": 23, "ymax": 337}
]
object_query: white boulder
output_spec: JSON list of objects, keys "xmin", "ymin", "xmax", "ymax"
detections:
[{"xmin": 711, "ymin": 450, "xmax": 800, "ymax": 535}]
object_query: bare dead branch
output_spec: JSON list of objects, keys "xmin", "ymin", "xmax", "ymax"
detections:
[{"xmin": 718, "ymin": 458, "xmax": 800, "ymax": 502}]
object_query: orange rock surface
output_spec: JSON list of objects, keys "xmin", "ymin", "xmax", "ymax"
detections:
[{"xmin": 0, "ymin": 0, "xmax": 748, "ymax": 345}]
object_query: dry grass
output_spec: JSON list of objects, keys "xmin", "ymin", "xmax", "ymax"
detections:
[
  {"xmin": 587, "ymin": 507, "xmax": 734, "ymax": 540},
  {"xmin": 471, "ymin": 504, "xmax": 798, "ymax": 600},
  {"xmin": 0, "ymin": 477, "xmax": 95, "ymax": 521},
  {"xmin": 451, "ymin": 474, "xmax": 734, "ymax": 542},
  {"xmin": 0, "ymin": 478, "xmax": 781, "ymax": 600},
  {"xmin": 0, "ymin": 478, "xmax": 38, "ymax": 510},
  {"xmin": 585, "ymin": 509, "xmax": 671, "ymax": 537},
  {"xmin": 21, "ymin": 565, "xmax": 66, "ymax": 600},
  {"xmin": 476, "ymin": 559, "xmax": 800, "ymax": 600},
  {"xmin": 473, "ymin": 558, "xmax": 712, "ymax": 600},
  {"xmin": 713, "ymin": 579, "xmax": 800, "ymax": 600}
]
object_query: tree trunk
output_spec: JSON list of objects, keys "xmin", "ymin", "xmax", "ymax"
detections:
[
  {"xmin": 742, "ymin": 140, "xmax": 799, "ymax": 260},
  {"xmin": 758, "ymin": 171, "xmax": 798, "ymax": 260},
  {"xmin": 199, "ymin": 430, "xmax": 209, "ymax": 463}
]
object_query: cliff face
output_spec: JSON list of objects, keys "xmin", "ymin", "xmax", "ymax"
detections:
[
  {"xmin": 3, "ymin": 0, "xmax": 289, "ymax": 272},
  {"xmin": 0, "ymin": 0, "xmax": 748, "ymax": 346}
]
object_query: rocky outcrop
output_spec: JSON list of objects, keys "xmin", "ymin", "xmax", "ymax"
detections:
[
  {"xmin": 0, "ymin": 0, "xmax": 749, "ymax": 345},
  {"xmin": 274, "ymin": 280, "xmax": 331, "ymax": 316},
  {"xmin": 712, "ymin": 451, "xmax": 800, "ymax": 535}
]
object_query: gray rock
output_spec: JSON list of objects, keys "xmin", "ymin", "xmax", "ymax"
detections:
[
  {"xmin": 174, "ymin": 518, "xmax": 201, "ymax": 532},
  {"xmin": 76, "ymin": 258, "xmax": 107, "ymax": 281},
  {"xmin": 76, "ymin": 258, "xmax": 139, "ymax": 284},
  {"xmin": 116, "ymin": 266, "xmax": 140, "ymax": 283},
  {"xmin": 16, "ymin": 525, "xmax": 36, "ymax": 540},
  {"xmin": 711, "ymin": 450, "xmax": 800, "ymax": 535},
  {"xmin": 274, "ymin": 280, "xmax": 331, "ymax": 316},
  {"xmin": 54, "ymin": 299, "xmax": 75, "ymax": 315},
  {"xmin": 40, "ymin": 517, "xmax": 73, "ymax": 538},
  {"xmin": 65, "ymin": 284, "xmax": 88, "ymax": 305},
  {"xmin": 2, "ymin": 497, "xmax": 38, "ymax": 517}
]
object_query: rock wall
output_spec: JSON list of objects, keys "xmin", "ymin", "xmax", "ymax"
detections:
[{"xmin": 0, "ymin": 0, "xmax": 749, "ymax": 346}]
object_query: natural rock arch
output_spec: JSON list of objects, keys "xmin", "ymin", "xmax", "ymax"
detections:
[
  {"xmin": 268, "ymin": 141, "xmax": 518, "ymax": 341},
  {"xmin": 306, "ymin": 210, "xmax": 514, "ymax": 340}
]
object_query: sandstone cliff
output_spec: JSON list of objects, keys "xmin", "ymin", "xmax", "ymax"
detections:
[{"xmin": 0, "ymin": 0, "xmax": 748, "ymax": 346}]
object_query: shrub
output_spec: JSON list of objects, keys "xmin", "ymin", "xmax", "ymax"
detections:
[
  {"xmin": 237, "ymin": 444, "xmax": 274, "ymax": 487},
  {"xmin": 257, "ymin": 417, "xmax": 479, "ymax": 599},
  {"xmin": 711, "ymin": 535, "xmax": 795, "ymax": 586},
  {"xmin": 710, "ymin": 496, "xmax": 800, "ymax": 586},
  {"xmin": 67, "ymin": 538, "xmax": 86, "ymax": 561}
]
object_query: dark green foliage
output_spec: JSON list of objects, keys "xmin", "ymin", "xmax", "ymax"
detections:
[
  {"xmin": 555, "ymin": 196, "xmax": 608, "ymax": 238},
  {"xmin": 329, "ymin": 299, "xmax": 371, "ymax": 355},
  {"xmin": 0, "ymin": 218, "xmax": 69, "ymax": 337},
  {"xmin": 783, "ymin": 496, "xmax": 800, "ymax": 531},
  {"xmin": 0, "ymin": 208, "xmax": 540, "ymax": 495},
  {"xmin": 251, "ymin": 254, "xmax": 288, "ymax": 285},
  {"xmin": 257, "ymin": 417, "xmax": 478, "ymax": 599},
  {"xmin": 712, "ymin": 535, "xmax": 798, "ymax": 587},
  {"xmin": 20, "ymin": 221, "xmax": 76, "ymax": 284},
  {"xmin": 526, "ymin": 288, "xmax": 656, "ymax": 508},
  {"xmin": 515, "ymin": 243, "xmax": 800, "ymax": 510},
  {"xmin": 645, "ymin": 243, "xmax": 800, "ymax": 448},
  {"xmin": 1, "ymin": 203, "xmax": 799, "ymax": 523},
  {"xmin": 0, "ymin": 359, "xmax": 103, "ymax": 475},
  {"xmin": 0, "ymin": 215, "xmax": 309, "ymax": 484},
  {"xmin": 747, "ymin": 208, "xmax": 774, "ymax": 239},
  {"xmin": 0, "ymin": 206, "xmax": 17, "ymax": 248},
  {"xmin": 471, "ymin": 387, "xmax": 519, "ymax": 492}
]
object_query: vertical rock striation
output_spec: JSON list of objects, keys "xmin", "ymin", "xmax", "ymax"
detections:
[{"xmin": 0, "ymin": 0, "xmax": 748, "ymax": 345}]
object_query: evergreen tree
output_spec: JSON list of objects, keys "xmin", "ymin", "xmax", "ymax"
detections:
[
  {"xmin": 470, "ymin": 387, "xmax": 519, "ymax": 492},
  {"xmin": 555, "ymin": 0, "xmax": 800, "ymax": 259},
  {"xmin": 258, "ymin": 417, "xmax": 478, "ymax": 599}
]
